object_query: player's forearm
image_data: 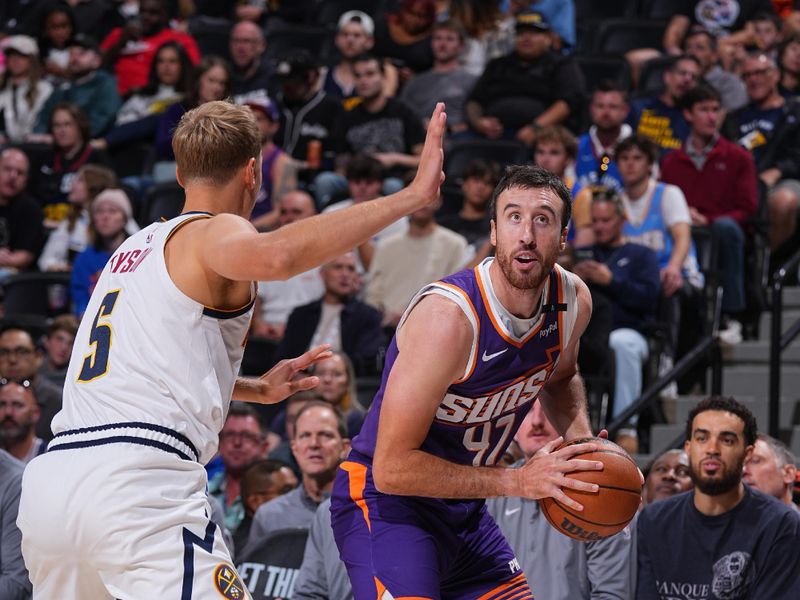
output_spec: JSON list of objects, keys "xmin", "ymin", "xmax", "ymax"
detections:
[
  {"xmin": 540, "ymin": 374, "xmax": 593, "ymax": 441},
  {"xmin": 261, "ymin": 186, "xmax": 429, "ymax": 279},
  {"xmin": 373, "ymin": 449, "xmax": 521, "ymax": 499}
]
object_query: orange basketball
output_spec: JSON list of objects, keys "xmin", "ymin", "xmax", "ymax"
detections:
[{"xmin": 539, "ymin": 437, "xmax": 642, "ymax": 541}]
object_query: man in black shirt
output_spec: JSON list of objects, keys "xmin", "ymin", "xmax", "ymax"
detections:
[
  {"xmin": 465, "ymin": 11, "xmax": 586, "ymax": 146},
  {"xmin": 229, "ymin": 20, "xmax": 272, "ymax": 104},
  {"xmin": 637, "ymin": 396, "xmax": 800, "ymax": 599},
  {"xmin": 0, "ymin": 148, "xmax": 40, "ymax": 278}
]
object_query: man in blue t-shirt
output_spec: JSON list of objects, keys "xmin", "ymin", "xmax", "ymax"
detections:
[
  {"xmin": 637, "ymin": 396, "xmax": 800, "ymax": 600},
  {"xmin": 628, "ymin": 55, "xmax": 701, "ymax": 155}
]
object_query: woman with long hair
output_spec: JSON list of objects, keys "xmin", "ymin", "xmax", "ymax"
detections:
[
  {"xmin": 373, "ymin": 0, "xmax": 437, "ymax": 78},
  {"xmin": 37, "ymin": 4, "xmax": 75, "ymax": 82},
  {"xmin": 70, "ymin": 189, "xmax": 133, "ymax": 317},
  {"xmin": 311, "ymin": 351, "xmax": 365, "ymax": 438},
  {"xmin": 0, "ymin": 36, "xmax": 53, "ymax": 142},
  {"xmin": 779, "ymin": 33, "xmax": 800, "ymax": 98},
  {"xmin": 38, "ymin": 164, "xmax": 120, "ymax": 271}
]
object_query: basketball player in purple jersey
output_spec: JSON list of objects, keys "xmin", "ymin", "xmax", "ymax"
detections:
[{"xmin": 331, "ymin": 165, "xmax": 606, "ymax": 599}]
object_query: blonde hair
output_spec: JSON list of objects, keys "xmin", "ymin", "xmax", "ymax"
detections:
[{"xmin": 171, "ymin": 100, "xmax": 261, "ymax": 186}]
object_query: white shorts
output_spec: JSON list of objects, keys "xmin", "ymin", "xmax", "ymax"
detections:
[{"xmin": 18, "ymin": 425, "xmax": 251, "ymax": 599}]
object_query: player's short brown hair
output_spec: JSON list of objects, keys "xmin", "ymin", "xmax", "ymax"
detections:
[{"xmin": 171, "ymin": 100, "xmax": 262, "ymax": 186}]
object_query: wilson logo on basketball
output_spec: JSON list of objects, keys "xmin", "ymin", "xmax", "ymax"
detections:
[
  {"xmin": 559, "ymin": 517, "xmax": 602, "ymax": 541},
  {"xmin": 436, "ymin": 366, "xmax": 550, "ymax": 425}
]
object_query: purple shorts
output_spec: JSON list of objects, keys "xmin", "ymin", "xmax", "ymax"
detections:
[{"xmin": 330, "ymin": 460, "xmax": 533, "ymax": 600}]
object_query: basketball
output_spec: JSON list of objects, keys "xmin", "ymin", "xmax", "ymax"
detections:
[{"xmin": 539, "ymin": 437, "xmax": 642, "ymax": 541}]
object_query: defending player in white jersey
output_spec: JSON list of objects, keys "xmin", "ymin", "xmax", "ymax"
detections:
[{"xmin": 17, "ymin": 100, "xmax": 447, "ymax": 599}]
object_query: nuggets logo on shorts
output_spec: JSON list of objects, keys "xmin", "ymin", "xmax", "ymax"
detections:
[{"xmin": 214, "ymin": 563, "xmax": 245, "ymax": 599}]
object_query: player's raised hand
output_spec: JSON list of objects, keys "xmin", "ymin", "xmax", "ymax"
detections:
[
  {"xmin": 408, "ymin": 102, "xmax": 447, "ymax": 207},
  {"xmin": 233, "ymin": 344, "xmax": 333, "ymax": 405},
  {"xmin": 515, "ymin": 437, "xmax": 604, "ymax": 512}
]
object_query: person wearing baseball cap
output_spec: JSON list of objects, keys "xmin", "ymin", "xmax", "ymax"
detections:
[
  {"xmin": 321, "ymin": 11, "xmax": 400, "ymax": 103},
  {"xmin": 0, "ymin": 35, "xmax": 54, "ymax": 141},
  {"xmin": 465, "ymin": 9, "xmax": 585, "ymax": 145},
  {"xmin": 243, "ymin": 97, "xmax": 295, "ymax": 230}
]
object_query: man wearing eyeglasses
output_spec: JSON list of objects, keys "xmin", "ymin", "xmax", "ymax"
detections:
[
  {"xmin": 208, "ymin": 402, "xmax": 271, "ymax": 537},
  {"xmin": 723, "ymin": 52, "xmax": 800, "ymax": 255},
  {"xmin": 0, "ymin": 326, "xmax": 61, "ymax": 443},
  {"xmin": 0, "ymin": 380, "xmax": 43, "ymax": 464}
]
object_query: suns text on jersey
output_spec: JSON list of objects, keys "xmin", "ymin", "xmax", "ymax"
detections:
[{"xmin": 435, "ymin": 366, "xmax": 550, "ymax": 425}]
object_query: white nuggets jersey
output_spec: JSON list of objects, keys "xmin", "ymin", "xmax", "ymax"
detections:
[{"xmin": 51, "ymin": 212, "xmax": 254, "ymax": 464}]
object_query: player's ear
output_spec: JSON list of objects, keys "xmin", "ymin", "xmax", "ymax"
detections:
[
  {"xmin": 244, "ymin": 157, "xmax": 257, "ymax": 189},
  {"xmin": 560, "ymin": 227, "xmax": 567, "ymax": 250},
  {"xmin": 490, "ymin": 219, "xmax": 497, "ymax": 247}
]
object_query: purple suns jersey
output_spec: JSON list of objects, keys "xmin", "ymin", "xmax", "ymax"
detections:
[{"xmin": 350, "ymin": 258, "xmax": 578, "ymax": 468}]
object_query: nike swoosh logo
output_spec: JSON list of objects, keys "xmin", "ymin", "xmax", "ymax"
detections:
[
  {"xmin": 504, "ymin": 507, "xmax": 521, "ymax": 516},
  {"xmin": 482, "ymin": 348, "xmax": 508, "ymax": 362}
]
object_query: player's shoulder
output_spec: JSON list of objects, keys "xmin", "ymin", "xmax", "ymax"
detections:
[{"xmin": 640, "ymin": 490, "xmax": 692, "ymax": 525}]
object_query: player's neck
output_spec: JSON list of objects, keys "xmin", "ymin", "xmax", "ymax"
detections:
[
  {"xmin": 183, "ymin": 182, "xmax": 249, "ymax": 219},
  {"xmin": 487, "ymin": 259, "xmax": 545, "ymax": 319},
  {"xmin": 693, "ymin": 482, "xmax": 746, "ymax": 516}
]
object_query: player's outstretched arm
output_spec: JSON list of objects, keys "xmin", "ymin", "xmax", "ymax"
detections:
[
  {"xmin": 372, "ymin": 295, "xmax": 602, "ymax": 504},
  {"xmin": 233, "ymin": 344, "xmax": 332, "ymax": 404},
  {"xmin": 202, "ymin": 104, "xmax": 447, "ymax": 283}
]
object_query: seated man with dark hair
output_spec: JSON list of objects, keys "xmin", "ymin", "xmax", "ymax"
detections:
[
  {"xmin": 637, "ymin": 396, "xmax": 800, "ymax": 599},
  {"xmin": 38, "ymin": 314, "xmax": 78, "ymax": 389},
  {"xmin": 437, "ymin": 159, "xmax": 499, "ymax": 251},
  {"xmin": 233, "ymin": 459, "xmax": 298, "ymax": 558}
]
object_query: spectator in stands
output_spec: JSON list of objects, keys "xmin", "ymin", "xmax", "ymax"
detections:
[
  {"xmin": 724, "ymin": 52, "xmax": 800, "ymax": 252},
  {"xmin": 0, "ymin": 36, "xmax": 53, "ymax": 143},
  {"xmin": 35, "ymin": 103, "xmax": 111, "ymax": 229},
  {"xmin": 465, "ymin": 11, "xmax": 585, "ymax": 145},
  {"xmin": 154, "ymin": 55, "xmax": 232, "ymax": 163},
  {"xmin": 113, "ymin": 41, "xmax": 191, "ymax": 126},
  {"xmin": 449, "ymin": 0, "xmax": 514, "ymax": 76},
  {"xmin": 533, "ymin": 125, "xmax": 577, "ymax": 188},
  {"xmin": 0, "ymin": 326, "xmax": 61, "ymax": 443},
  {"xmin": 637, "ymin": 396, "xmax": 800, "ymax": 599},
  {"xmin": 331, "ymin": 53, "xmax": 425, "ymax": 179},
  {"xmin": 323, "ymin": 155, "xmax": 407, "ymax": 272},
  {"xmin": 573, "ymin": 190, "xmax": 661, "ymax": 452},
  {"xmin": 247, "ymin": 401, "xmax": 350, "ymax": 548},
  {"xmin": 628, "ymin": 55, "xmax": 701, "ymax": 154},
  {"xmin": 38, "ymin": 164, "xmax": 118, "ymax": 272},
  {"xmin": 252, "ymin": 191, "xmax": 324, "ymax": 341},
  {"xmin": 293, "ymin": 496, "xmax": 352, "ymax": 600},
  {"xmin": 245, "ymin": 97, "xmax": 296, "ymax": 232},
  {"xmin": 510, "ymin": 0, "xmax": 576, "ymax": 53},
  {"xmin": 276, "ymin": 253, "xmax": 385, "ymax": 378},
  {"xmin": 746, "ymin": 11, "xmax": 783, "ymax": 61},
  {"xmin": 438, "ymin": 159, "xmax": 499, "ymax": 252},
  {"xmin": 662, "ymin": 84, "xmax": 758, "ymax": 343},
  {"xmin": 34, "ymin": 35, "xmax": 121, "ymax": 139},
  {"xmin": 574, "ymin": 81, "xmax": 630, "ymax": 196},
  {"xmin": 18, "ymin": 0, "xmax": 121, "ymax": 44},
  {"xmin": 778, "ymin": 33, "xmax": 800, "ymax": 97},
  {"xmin": 743, "ymin": 433, "xmax": 799, "ymax": 508},
  {"xmin": 36, "ymin": 4, "xmax": 75, "ymax": 83},
  {"xmin": 70, "ymin": 189, "xmax": 132, "ymax": 317},
  {"xmin": 0, "ymin": 446, "xmax": 31, "ymax": 598},
  {"xmin": 273, "ymin": 52, "xmax": 343, "ymax": 169},
  {"xmin": 234, "ymin": 459, "xmax": 298, "ymax": 558},
  {"xmin": 311, "ymin": 352, "xmax": 367, "ymax": 436},
  {"xmin": 321, "ymin": 11, "xmax": 399, "ymax": 104},
  {"xmin": 267, "ymin": 390, "xmax": 319, "ymax": 477},
  {"xmin": 0, "ymin": 148, "xmax": 40, "ymax": 278},
  {"xmin": 0, "ymin": 381, "xmax": 43, "ymax": 464},
  {"xmin": 100, "ymin": 0, "xmax": 200, "ymax": 96},
  {"xmin": 229, "ymin": 21, "xmax": 271, "ymax": 105},
  {"xmin": 373, "ymin": 0, "xmax": 436, "ymax": 77},
  {"xmin": 488, "ymin": 400, "xmax": 635, "ymax": 600},
  {"xmin": 400, "ymin": 19, "xmax": 477, "ymax": 135},
  {"xmin": 37, "ymin": 315, "xmax": 77, "ymax": 389},
  {"xmin": 208, "ymin": 402, "xmax": 271, "ymax": 537},
  {"xmin": 642, "ymin": 449, "xmax": 692, "ymax": 506},
  {"xmin": 683, "ymin": 27, "xmax": 748, "ymax": 112},
  {"xmin": 365, "ymin": 195, "xmax": 469, "ymax": 329}
]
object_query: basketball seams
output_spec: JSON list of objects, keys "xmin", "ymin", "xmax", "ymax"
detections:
[{"xmin": 548, "ymin": 494, "xmax": 640, "ymax": 528}]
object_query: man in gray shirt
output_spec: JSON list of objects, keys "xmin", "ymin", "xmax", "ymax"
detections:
[
  {"xmin": 487, "ymin": 401, "xmax": 635, "ymax": 600},
  {"xmin": 400, "ymin": 19, "xmax": 477, "ymax": 134},
  {"xmin": 244, "ymin": 401, "xmax": 350, "ymax": 553},
  {"xmin": 684, "ymin": 27, "xmax": 748, "ymax": 112},
  {"xmin": 0, "ymin": 449, "xmax": 31, "ymax": 599}
]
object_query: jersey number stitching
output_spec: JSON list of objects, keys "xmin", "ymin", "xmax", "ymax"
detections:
[
  {"xmin": 77, "ymin": 290, "xmax": 121, "ymax": 382},
  {"xmin": 463, "ymin": 413, "xmax": 515, "ymax": 466}
]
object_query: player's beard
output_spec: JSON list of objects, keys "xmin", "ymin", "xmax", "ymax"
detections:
[
  {"xmin": 494, "ymin": 242, "xmax": 558, "ymax": 291},
  {"xmin": 689, "ymin": 455, "xmax": 745, "ymax": 496}
]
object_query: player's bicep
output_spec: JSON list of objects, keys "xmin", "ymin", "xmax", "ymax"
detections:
[{"xmin": 374, "ymin": 297, "xmax": 472, "ymax": 458}]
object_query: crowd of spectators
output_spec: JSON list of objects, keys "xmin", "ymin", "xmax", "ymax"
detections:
[{"xmin": 1, "ymin": 0, "xmax": 800, "ymax": 598}]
